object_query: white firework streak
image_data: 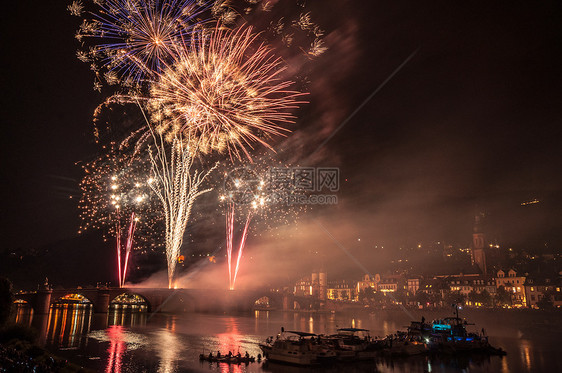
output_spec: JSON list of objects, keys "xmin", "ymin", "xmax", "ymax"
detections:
[{"xmin": 147, "ymin": 131, "xmax": 216, "ymax": 288}]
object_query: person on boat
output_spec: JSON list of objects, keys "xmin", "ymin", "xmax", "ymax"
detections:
[
  {"xmin": 245, "ymin": 351, "xmax": 250, "ymax": 359},
  {"xmin": 228, "ymin": 351, "xmax": 233, "ymax": 358},
  {"xmin": 236, "ymin": 351, "xmax": 241, "ymax": 359},
  {"xmin": 217, "ymin": 351, "xmax": 221, "ymax": 358},
  {"xmin": 208, "ymin": 352, "xmax": 213, "ymax": 360},
  {"xmin": 257, "ymin": 353, "xmax": 262, "ymax": 361}
]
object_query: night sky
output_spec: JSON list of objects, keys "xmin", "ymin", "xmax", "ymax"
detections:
[{"xmin": 2, "ymin": 0, "xmax": 561, "ymax": 267}]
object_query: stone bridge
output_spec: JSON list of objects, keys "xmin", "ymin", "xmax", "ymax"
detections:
[{"xmin": 14, "ymin": 287, "xmax": 300, "ymax": 314}]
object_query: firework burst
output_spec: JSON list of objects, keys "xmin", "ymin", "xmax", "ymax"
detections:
[
  {"xmin": 219, "ymin": 164, "xmax": 284, "ymax": 289},
  {"xmin": 78, "ymin": 144, "xmax": 161, "ymax": 241},
  {"xmin": 69, "ymin": 0, "xmax": 210, "ymax": 88},
  {"xmin": 78, "ymin": 143, "xmax": 163, "ymax": 285},
  {"xmin": 148, "ymin": 24, "xmax": 305, "ymax": 160}
]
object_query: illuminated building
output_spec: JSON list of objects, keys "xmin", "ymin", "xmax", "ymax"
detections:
[
  {"xmin": 293, "ymin": 275, "xmax": 312, "ymax": 297},
  {"xmin": 378, "ymin": 274, "xmax": 402, "ymax": 293},
  {"xmin": 326, "ymin": 280, "xmax": 357, "ymax": 301},
  {"xmin": 524, "ymin": 276, "xmax": 562, "ymax": 308},
  {"xmin": 356, "ymin": 273, "xmax": 380, "ymax": 293},
  {"xmin": 407, "ymin": 278, "xmax": 421, "ymax": 295},
  {"xmin": 294, "ymin": 269, "xmax": 327, "ymax": 300},
  {"xmin": 496, "ymin": 269, "xmax": 527, "ymax": 306}
]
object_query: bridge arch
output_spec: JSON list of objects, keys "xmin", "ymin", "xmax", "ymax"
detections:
[
  {"xmin": 109, "ymin": 292, "xmax": 149, "ymax": 312},
  {"xmin": 52, "ymin": 293, "xmax": 93, "ymax": 305},
  {"xmin": 251, "ymin": 294, "xmax": 282, "ymax": 311}
]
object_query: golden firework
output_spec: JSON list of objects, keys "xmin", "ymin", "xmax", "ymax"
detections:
[{"xmin": 149, "ymin": 24, "xmax": 305, "ymax": 160}]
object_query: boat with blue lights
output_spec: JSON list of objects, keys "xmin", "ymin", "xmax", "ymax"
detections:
[
  {"xmin": 426, "ymin": 316, "xmax": 490, "ymax": 353},
  {"xmin": 410, "ymin": 306, "xmax": 505, "ymax": 355}
]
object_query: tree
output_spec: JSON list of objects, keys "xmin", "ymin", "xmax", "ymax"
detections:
[
  {"xmin": 480, "ymin": 289, "xmax": 492, "ymax": 307},
  {"xmin": 537, "ymin": 290, "xmax": 555, "ymax": 310},
  {"xmin": 359, "ymin": 287, "xmax": 375, "ymax": 303},
  {"xmin": 444, "ymin": 291, "xmax": 466, "ymax": 307},
  {"xmin": 495, "ymin": 286, "xmax": 512, "ymax": 307},
  {"xmin": 415, "ymin": 291, "xmax": 431, "ymax": 307},
  {"xmin": 0, "ymin": 277, "xmax": 14, "ymax": 326},
  {"xmin": 393, "ymin": 287, "xmax": 408, "ymax": 304},
  {"xmin": 468, "ymin": 290, "xmax": 479, "ymax": 305}
]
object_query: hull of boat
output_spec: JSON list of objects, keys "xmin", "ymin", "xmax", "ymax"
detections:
[{"xmin": 267, "ymin": 351, "xmax": 316, "ymax": 366}]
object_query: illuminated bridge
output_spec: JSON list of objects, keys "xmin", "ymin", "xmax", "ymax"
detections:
[{"xmin": 13, "ymin": 287, "xmax": 307, "ymax": 314}]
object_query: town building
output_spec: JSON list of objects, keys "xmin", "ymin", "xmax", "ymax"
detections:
[
  {"xmin": 356, "ymin": 273, "xmax": 380, "ymax": 294},
  {"xmin": 496, "ymin": 269, "xmax": 527, "ymax": 306},
  {"xmin": 327, "ymin": 280, "xmax": 357, "ymax": 301},
  {"xmin": 524, "ymin": 275, "xmax": 562, "ymax": 308},
  {"xmin": 407, "ymin": 278, "xmax": 421, "ymax": 295}
]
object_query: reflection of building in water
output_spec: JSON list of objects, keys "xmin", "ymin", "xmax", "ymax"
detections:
[
  {"xmin": 109, "ymin": 293, "xmax": 148, "ymax": 327},
  {"xmin": 46, "ymin": 304, "xmax": 92, "ymax": 348},
  {"xmin": 14, "ymin": 293, "xmax": 144, "ymax": 350},
  {"xmin": 13, "ymin": 301, "xmax": 33, "ymax": 327},
  {"xmin": 109, "ymin": 308, "xmax": 147, "ymax": 327}
]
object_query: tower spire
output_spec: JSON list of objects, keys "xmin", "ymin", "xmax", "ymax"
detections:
[{"xmin": 471, "ymin": 212, "xmax": 487, "ymax": 274}]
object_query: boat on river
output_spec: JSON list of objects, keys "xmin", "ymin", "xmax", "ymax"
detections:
[
  {"xmin": 199, "ymin": 353, "xmax": 255, "ymax": 364},
  {"xmin": 260, "ymin": 330, "xmax": 336, "ymax": 366},
  {"xmin": 383, "ymin": 333, "xmax": 428, "ymax": 356},
  {"xmin": 406, "ymin": 306, "xmax": 506, "ymax": 355},
  {"xmin": 426, "ymin": 317, "xmax": 492, "ymax": 353},
  {"xmin": 328, "ymin": 328, "xmax": 384, "ymax": 360}
]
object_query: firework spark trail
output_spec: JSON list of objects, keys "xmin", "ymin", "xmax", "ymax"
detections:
[
  {"xmin": 148, "ymin": 24, "xmax": 306, "ymax": 160},
  {"xmin": 116, "ymin": 215, "xmax": 122, "ymax": 288},
  {"xmin": 121, "ymin": 212, "xmax": 138, "ymax": 286},
  {"xmin": 232, "ymin": 210, "xmax": 252, "ymax": 289},
  {"xmin": 226, "ymin": 202, "xmax": 235, "ymax": 289},
  {"xmin": 146, "ymin": 128, "xmax": 216, "ymax": 288}
]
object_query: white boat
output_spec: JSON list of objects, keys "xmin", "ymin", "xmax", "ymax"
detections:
[
  {"xmin": 260, "ymin": 330, "xmax": 335, "ymax": 366},
  {"xmin": 331, "ymin": 328, "xmax": 383, "ymax": 360}
]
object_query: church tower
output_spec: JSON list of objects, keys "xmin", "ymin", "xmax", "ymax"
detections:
[{"xmin": 471, "ymin": 213, "xmax": 487, "ymax": 274}]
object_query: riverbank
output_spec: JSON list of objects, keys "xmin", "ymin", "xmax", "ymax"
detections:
[{"xmin": 0, "ymin": 324, "xmax": 93, "ymax": 373}]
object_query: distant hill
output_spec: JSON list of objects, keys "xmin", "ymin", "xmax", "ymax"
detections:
[{"xmin": 0, "ymin": 231, "xmax": 114, "ymax": 290}]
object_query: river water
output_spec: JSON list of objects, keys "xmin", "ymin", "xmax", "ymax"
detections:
[{"xmin": 13, "ymin": 304, "xmax": 561, "ymax": 373}]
